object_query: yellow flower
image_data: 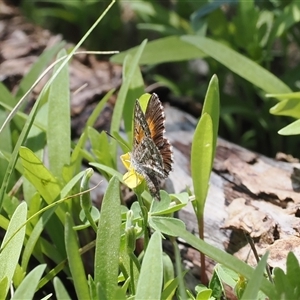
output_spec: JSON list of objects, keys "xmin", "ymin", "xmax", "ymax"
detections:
[{"xmin": 120, "ymin": 152, "xmax": 144, "ymax": 189}]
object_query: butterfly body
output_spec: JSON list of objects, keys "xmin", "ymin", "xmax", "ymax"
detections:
[{"xmin": 123, "ymin": 93, "xmax": 173, "ymax": 200}]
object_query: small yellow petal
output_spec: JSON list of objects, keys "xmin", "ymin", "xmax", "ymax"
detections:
[
  {"xmin": 120, "ymin": 152, "xmax": 131, "ymax": 170},
  {"xmin": 123, "ymin": 170, "xmax": 143, "ymax": 189}
]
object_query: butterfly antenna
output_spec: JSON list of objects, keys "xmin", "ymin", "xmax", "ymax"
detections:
[{"xmin": 104, "ymin": 131, "xmax": 131, "ymax": 151}]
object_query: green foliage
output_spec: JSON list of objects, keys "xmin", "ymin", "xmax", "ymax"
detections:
[{"xmin": 1, "ymin": 1, "xmax": 300, "ymax": 299}]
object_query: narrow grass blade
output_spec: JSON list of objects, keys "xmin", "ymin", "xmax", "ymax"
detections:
[
  {"xmin": 111, "ymin": 36, "xmax": 205, "ymax": 65},
  {"xmin": 136, "ymin": 231, "xmax": 163, "ymax": 300},
  {"xmin": 94, "ymin": 176, "xmax": 121, "ymax": 299},
  {"xmin": 65, "ymin": 213, "xmax": 90, "ymax": 300},
  {"xmin": 182, "ymin": 35, "xmax": 291, "ymax": 94},
  {"xmin": 241, "ymin": 253, "xmax": 268, "ymax": 300}
]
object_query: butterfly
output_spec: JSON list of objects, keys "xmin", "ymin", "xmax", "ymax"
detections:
[{"xmin": 121, "ymin": 93, "xmax": 173, "ymax": 200}]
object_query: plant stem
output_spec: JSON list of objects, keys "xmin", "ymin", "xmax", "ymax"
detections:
[{"xmin": 198, "ymin": 215, "xmax": 208, "ymax": 285}]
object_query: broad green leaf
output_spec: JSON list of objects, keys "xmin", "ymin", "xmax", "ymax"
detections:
[
  {"xmin": 196, "ymin": 288, "xmax": 212, "ymax": 300},
  {"xmin": 214, "ymin": 264, "xmax": 238, "ymax": 288},
  {"xmin": 270, "ymin": 98, "xmax": 300, "ymax": 118},
  {"xmin": 241, "ymin": 253, "xmax": 268, "ymax": 300},
  {"xmin": 286, "ymin": 251, "xmax": 300, "ymax": 295},
  {"xmin": 111, "ymin": 36, "xmax": 205, "ymax": 65},
  {"xmin": 182, "ymin": 35, "xmax": 291, "ymax": 94},
  {"xmin": 191, "ymin": 113, "xmax": 213, "ymax": 215},
  {"xmin": 53, "ymin": 276, "xmax": 72, "ymax": 300},
  {"xmin": 278, "ymin": 119, "xmax": 300, "ymax": 135},
  {"xmin": 19, "ymin": 147, "xmax": 61, "ymax": 204},
  {"xmin": 12, "ymin": 264, "xmax": 46, "ymax": 300},
  {"xmin": 273, "ymin": 267, "xmax": 289, "ymax": 298},
  {"xmin": 48, "ymin": 49, "xmax": 70, "ymax": 182},
  {"xmin": 65, "ymin": 213, "xmax": 90, "ymax": 300},
  {"xmin": 110, "ymin": 39, "xmax": 147, "ymax": 162},
  {"xmin": 202, "ymin": 75, "xmax": 220, "ymax": 169},
  {"xmin": 0, "ymin": 202, "xmax": 27, "ymax": 298},
  {"xmin": 0, "ymin": 277, "xmax": 8, "ymax": 300},
  {"xmin": 149, "ymin": 216, "xmax": 185, "ymax": 236},
  {"xmin": 94, "ymin": 176, "xmax": 121, "ymax": 299},
  {"xmin": 136, "ymin": 231, "xmax": 163, "ymax": 300}
]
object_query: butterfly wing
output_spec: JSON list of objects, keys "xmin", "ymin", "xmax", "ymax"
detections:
[{"xmin": 145, "ymin": 93, "xmax": 173, "ymax": 177}]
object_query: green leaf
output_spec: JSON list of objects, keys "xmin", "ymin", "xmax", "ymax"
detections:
[
  {"xmin": 71, "ymin": 89, "xmax": 114, "ymax": 173},
  {"xmin": 111, "ymin": 36, "xmax": 205, "ymax": 65},
  {"xmin": 172, "ymin": 224, "xmax": 275, "ymax": 299},
  {"xmin": 268, "ymin": 3, "xmax": 300, "ymax": 47},
  {"xmin": 286, "ymin": 252, "xmax": 300, "ymax": 288},
  {"xmin": 181, "ymin": 35, "xmax": 291, "ymax": 94},
  {"xmin": 278, "ymin": 119, "xmax": 300, "ymax": 135},
  {"xmin": 195, "ymin": 287, "xmax": 212, "ymax": 300},
  {"xmin": 162, "ymin": 253, "xmax": 174, "ymax": 287},
  {"xmin": 149, "ymin": 216, "xmax": 185, "ymax": 236},
  {"xmin": 209, "ymin": 269, "xmax": 224, "ymax": 299},
  {"xmin": 94, "ymin": 176, "xmax": 121, "ymax": 300},
  {"xmin": 135, "ymin": 231, "xmax": 163, "ymax": 300},
  {"xmin": 12, "ymin": 264, "xmax": 46, "ymax": 300},
  {"xmin": 202, "ymin": 75, "xmax": 220, "ymax": 168},
  {"xmin": 270, "ymin": 98, "xmax": 300, "ymax": 118},
  {"xmin": 0, "ymin": 202, "xmax": 27, "ymax": 298},
  {"xmin": 241, "ymin": 253, "xmax": 268, "ymax": 300},
  {"xmin": 110, "ymin": 39, "xmax": 147, "ymax": 162},
  {"xmin": 53, "ymin": 276, "xmax": 72, "ymax": 300},
  {"xmin": 0, "ymin": 0, "xmax": 116, "ymax": 210},
  {"xmin": 273, "ymin": 267, "xmax": 289, "ymax": 298},
  {"xmin": 191, "ymin": 113, "xmax": 213, "ymax": 215},
  {"xmin": 90, "ymin": 162, "xmax": 124, "ymax": 182},
  {"xmin": 65, "ymin": 213, "xmax": 90, "ymax": 300},
  {"xmin": 123, "ymin": 62, "xmax": 145, "ymax": 141},
  {"xmin": 48, "ymin": 49, "xmax": 70, "ymax": 182},
  {"xmin": 19, "ymin": 147, "xmax": 61, "ymax": 204},
  {"xmin": 214, "ymin": 264, "xmax": 239, "ymax": 288},
  {"xmin": 89, "ymin": 128, "xmax": 114, "ymax": 169}
]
